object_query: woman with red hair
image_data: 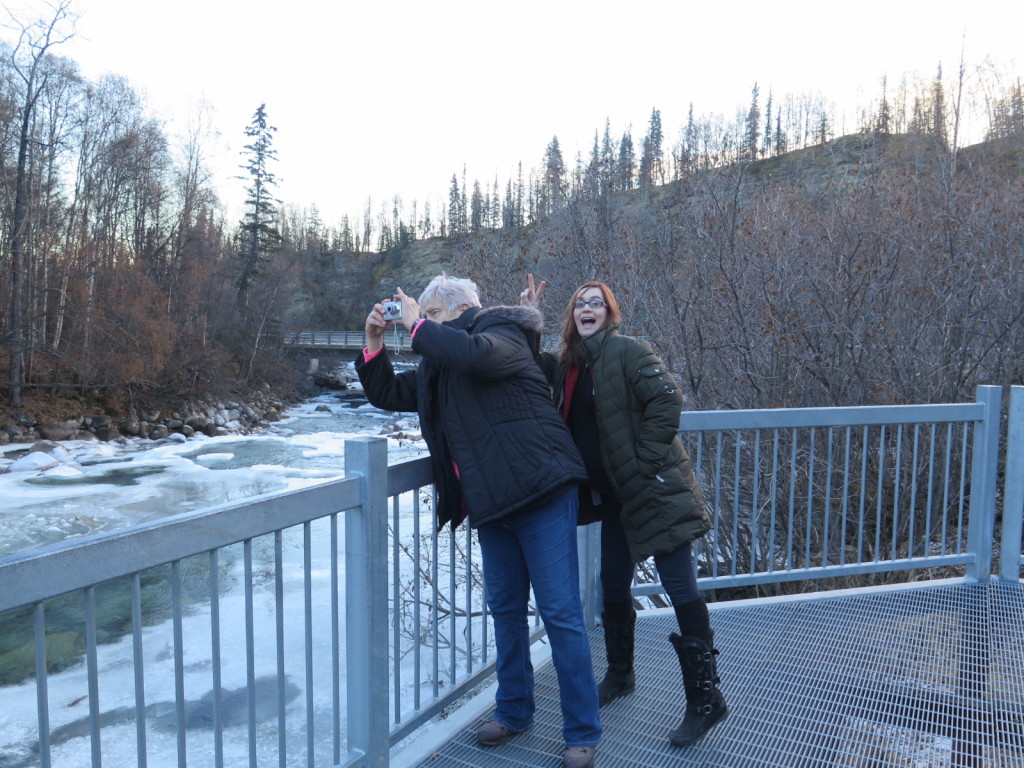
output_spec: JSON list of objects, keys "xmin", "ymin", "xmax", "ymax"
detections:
[{"xmin": 523, "ymin": 275, "xmax": 727, "ymax": 748}]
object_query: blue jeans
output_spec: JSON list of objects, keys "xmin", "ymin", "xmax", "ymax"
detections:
[{"xmin": 476, "ymin": 486, "xmax": 602, "ymax": 748}]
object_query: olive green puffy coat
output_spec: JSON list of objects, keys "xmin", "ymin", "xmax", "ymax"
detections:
[{"xmin": 541, "ymin": 326, "xmax": 711, "ymax": 562}]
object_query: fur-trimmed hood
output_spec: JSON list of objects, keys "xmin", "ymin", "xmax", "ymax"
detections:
[{"xmin": 472, "ymin": 305, "xmax": 544, "ymax": 334}]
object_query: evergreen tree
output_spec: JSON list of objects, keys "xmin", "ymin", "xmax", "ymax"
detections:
[
  {"xmin": 763, "ymin": 92, "xmax": 773, "ymax": 156},
  {"xmin": 447, "ymin": 174, "xmax": 462, "ymax": 238},
  {"xmin": 601, "ymin": 119, "xmax": 615, "ymax": 194},
  {"xmin": 460, "ymin": 166, "xmax": 469, "ymax": 233},
  {"xmin": 338, "ymin": 215, "xmax": 354, "ymax": 252},
  {"xmin": 491, "ymin": 177, "xmax": 501, "ymax": 228},
  {"xmin": 682, "ymin": 104, "xmax": 698, "ymax": 174},
  {"xmin": 909, "ymin": 96, "xmax": 927, "ymax": 134},
  {"xmin": 931, "ymin": 64, "xmax": 948, "ymax": 146},
  {"xmin": 774, "ymin": 113, "xmax": 787, "ymax": 156},
  {"xmin": 362, "ymin": 197, "xmax": 372, "ymax": 253},
  {"xmin": 638, "ymin": 135, "xmax": 654, "ymax": 190},
  {"xmin": 542, "ymin": 136, "xmax": 566, "ymax": 216},
  {"xmin": 744, "ymin": 83, "xmax": 761, "ymax": 161},
  {"xmin": 503, "ymin": 180, "xmax": 515, "ymax": 230},
  {"xmin": 639, "ymin": 107, "xmax": 663, "ymax": 187},
  {"xmin": 816, "ymin": 110, "xmax": 830, "ymax": 145},
  {"xmin": 470, "ymin": 179, "xmax": 483, "ymax": 234},
  {"xmin": 584, "ymin": 130, "xmax": 601, "ymax": 199},
  {"xmin": 617, "ymin": 130, "xmax": 634, "ymax": 191},
  {"xmin": 876, "ymin": 75, "xmax": 892, "ymax": 134},
  {"xmin": 236, "ymin": 103, "xmax": 281, "ymax": 310}
]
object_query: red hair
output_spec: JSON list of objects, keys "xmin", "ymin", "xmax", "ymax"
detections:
[{"xmin": 558, "ymin": 281, "xmax": 622, "ymax": 368}]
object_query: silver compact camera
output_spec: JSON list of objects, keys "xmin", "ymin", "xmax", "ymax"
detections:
[{"xmin": 381, "ymin": 300, "xmax": 402, "ymax": 321}]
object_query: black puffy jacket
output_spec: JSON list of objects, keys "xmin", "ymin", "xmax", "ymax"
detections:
[{"xmin": 356, "ymin": 305, "xmax": 587, "ymax": 530}]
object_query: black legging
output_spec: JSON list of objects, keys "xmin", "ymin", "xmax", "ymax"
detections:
[{"xmin": 599, "ymin": 511, "xmax": 701, "ymax": 606}]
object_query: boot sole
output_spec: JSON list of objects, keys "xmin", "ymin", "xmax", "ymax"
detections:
[
  {"xmin": 669, "ymin": 706, "xmax": 728, "ymax": 747},
  {"xmin": 598, "ymin": 683, "xmax": 636, "ymax": 707}
]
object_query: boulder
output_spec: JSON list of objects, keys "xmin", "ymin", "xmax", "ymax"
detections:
[
  {"xmin": 117, "ymin": 418, "xmax": 141, "ymax": 437},
  {"xmin": 148, "ymin": 425, "xmax": 170, "ymax": 440},
  {"xmin": 37, "ymin": 421, "xmax": 79, "ymax": 441},
  {"xmin": 94, "ymin": 425, "xmax": 123, "ymax": 442}
]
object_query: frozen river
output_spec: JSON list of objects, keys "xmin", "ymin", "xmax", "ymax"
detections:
[
  {"xmin": 0, "ymin": 374, "xmax": 439, "ymax": 768},
  {"xmin": 0, "ymin": 376, "xmax": 427, "ymax": 559}
]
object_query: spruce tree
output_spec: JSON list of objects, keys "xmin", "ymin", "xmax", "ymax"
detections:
[
  {"xmin": 876, "ymin": 76, "xmax": 892, "ymax": 134},
  {"xmin": 617, "ymin": 131, "xmax": 634, "ymax": 191},
  {"xmin": 744, "ymin": 83, "xmax": 761, "ymax": 161},
  {"xmin": 542, "ymin": 136, "xmax": 566, "ymax": 216},
  {"xmin": 236, "ymin": 103, "xmax": 281, "ymax": 310},
  {"xmin": 447, "ymin": 174, "xmax": 462, "ymax": 238},
  {"xmin": 639, "ymin": 107, "xmax": 663, "ymax": 186}
]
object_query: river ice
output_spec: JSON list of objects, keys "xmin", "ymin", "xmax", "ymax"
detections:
[
  {"xmin": 0, "ymin": 386, "xmax": 427, "ymax": 559},
  {"xmin": 0, "ymin": 381, "xmax": 443, "ymax": 768}
]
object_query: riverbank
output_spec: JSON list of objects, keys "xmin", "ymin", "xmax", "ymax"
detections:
[{"xmin": 0, "ymin": 384, "xmax": 306, "ymax": 447}]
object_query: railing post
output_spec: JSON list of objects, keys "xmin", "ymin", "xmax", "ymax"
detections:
[
  {"xmin": 345, "ymin": 437, "xmax": 390, "ymax": 766},
  {"xmin": 1001, "ymin": 386, "xmax": 1024, "ymax": 581},
  {"xmin": 966, "ymin": 385, "xmax": 1002, "ymax": 582},
  {"xmin": 577, "ymin": 524, "xmax": 602, "ymax": 628}
]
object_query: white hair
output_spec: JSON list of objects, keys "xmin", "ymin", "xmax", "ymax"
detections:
[{"xmin": 418, "ymin": 274, "xmax": 482, "ymax": 312}]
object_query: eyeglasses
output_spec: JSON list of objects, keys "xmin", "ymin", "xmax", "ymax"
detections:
[{"xmin": 574, "ymin": 299, "xmax": 607, "ymax": 310}]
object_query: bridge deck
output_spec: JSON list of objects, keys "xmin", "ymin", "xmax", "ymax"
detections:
[{"xmin": 408, "ymin": 580, "xmax": 1024, "ymax": 767}]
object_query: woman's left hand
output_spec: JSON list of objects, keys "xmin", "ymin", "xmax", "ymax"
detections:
[
  {"xmin": 394, "ymin": 287, "xmax": 420, "ymax": 332},
  {"xmin": 519, "ymin": 273, "xmax": 546, "ymax": 308}
]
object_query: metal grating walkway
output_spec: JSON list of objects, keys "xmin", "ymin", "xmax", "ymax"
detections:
[{"xmin": 412, "ymin": 581, "xmax": 1024, "ymax": 767}]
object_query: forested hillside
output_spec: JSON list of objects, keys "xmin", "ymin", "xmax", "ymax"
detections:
[
  {"xmin": 2, "ymin": 4, "xmax": 1022, "ymax": 423},
  {"xmin": 447, "ymin": 131, "xmax": 1024, "ymax": 411}
]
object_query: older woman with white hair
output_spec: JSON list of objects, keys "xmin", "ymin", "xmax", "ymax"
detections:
[{"xmin": 355, "ymin": 274, "xmax": 602, "ymax": 768}]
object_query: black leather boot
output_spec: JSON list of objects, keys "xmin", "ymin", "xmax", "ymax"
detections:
[
  {"xmin": 667, "ymin": 631, "xmax": 728, "ymax": 746},
  {"xmin": 596, "ymin": 600, "xmax": 636, "ymax": 706}
]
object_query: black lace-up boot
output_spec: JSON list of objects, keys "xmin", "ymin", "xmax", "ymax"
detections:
[{"xmin": 667, "ymin": 631, "xmax": 728, "ymax": 746}]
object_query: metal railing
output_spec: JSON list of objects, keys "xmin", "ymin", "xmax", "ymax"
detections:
[
  {"xmin": 1, "ymin": 386, "xmax": 1022, "ymax": 768},
  {"xmin": 658, "ymin": 385, "xmax": 1006, "ymax": 597},
  {"xmin": 284, "ymin": 330, "xmax": 413, "ymax": 352},
  {"xmin": 283, "ymin": 331, "xmax": 561, "ymax": 353}
]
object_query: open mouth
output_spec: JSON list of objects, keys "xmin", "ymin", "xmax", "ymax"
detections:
[{"xmin": 580, "ymin": 317, "xmax": 597, "ymax": 328}]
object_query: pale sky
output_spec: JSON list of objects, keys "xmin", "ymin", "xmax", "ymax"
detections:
[{"xmin": 4, "ymin": 0, "xmax": 1021, "ymax": 226}]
